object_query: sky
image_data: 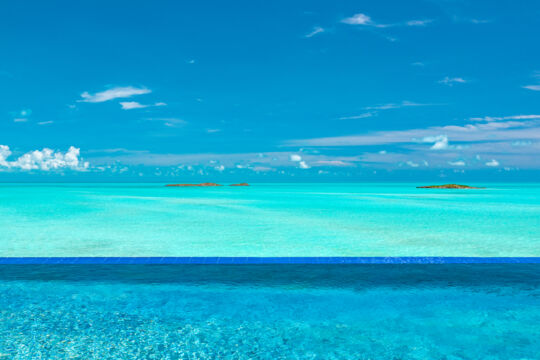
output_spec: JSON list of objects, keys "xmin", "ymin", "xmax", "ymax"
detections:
[{"xmin": 1, "ymin": 0, "xmax": 539, "ymax": 181}]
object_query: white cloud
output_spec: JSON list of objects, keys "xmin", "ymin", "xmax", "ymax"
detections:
[
  {"xmin": 341, "ymin": 13, "xmax": 432, "ymax": 28},
  {"xmin": 406, "ymin": 20, "xmax": 433, "ymax": 26},
  {"xmin": 364, "ymin": 100, "xmax": 431, "ymax": 110},
  {"xmin": 214, "ymin": 165, "xmax": 225, "ymax": 172},
  {"xmin": 120, "ymin": 101, "xmax": 147, "ymax": 110},
  {"xmin": 470, "ymin": 114, "xmax": 540, "ymax": 122},
  {"xmin": 305, "ymin": 26, "xmax": 325, "ymax": 38},
  {"xmin": 0, "ymin": 145, "xmax": 89, "ymax": 171},
  {"xmin": 313, "ymin": 160, "xmax": 354, "ymax": 167},
  {"xmin": 120, "ymin": 101, "xmax": 166, "ymax": 110},
  {"xmin": 144, "ymin": 117, "xmax": 186, "ymax": 127},
  {"xmin": 421, "ymin": 135, "xmax": 449, "ymax": 150},
  {"xmin": 299, "ymin": 160, "xmax": 310, "ymax": 169},
  {"xmin": 38, "ymin": 121, "xmax": 53, "ymax": 125},
  {"xmin": 438, "ymin": 77, "xmax": 467, "ymax": 86},
  {"xmin": 79, "ymin": 86, "xmax": 151, "ymax": 103},
  {"xmin": 406, "ymin": 161, "xmax": 419, "ymax": 167},
  {"xmin": 485, "ymin": 159, "xmax": 499, "ymax": 167},
  {"xmin": 341, "ymin": 13, "xmax": 373, "ymax": 25},
  {"xmin": 339, "ymin": 113, "xmax": 373, "ymax": 120},
  {"xmin": 448, "ymin": 160, "xmax": 466, "ymax": 166},
  {"xmin": 12, "ymin": 109, "xmax": 31, "ymax": 122},
  {"xmin": 523, "ymin": 85, "xmax": 540, "ymax": 91},
  {"xmin": 290, "ymin": 154, "xmax": 302, "ymax": 162}
]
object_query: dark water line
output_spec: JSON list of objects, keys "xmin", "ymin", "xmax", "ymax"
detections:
[{"xmin": 1, "ymin": 256, "xmax": 539, "ymax": 265}]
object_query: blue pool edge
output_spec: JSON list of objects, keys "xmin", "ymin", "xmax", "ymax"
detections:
[{"xmin": 0, "ymin": 257, "xmax": 539, "ymax": 264}]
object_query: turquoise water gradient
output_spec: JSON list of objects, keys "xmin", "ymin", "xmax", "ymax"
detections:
[
  {"xmin": 0, "ymin": 265, "xmax": 539, "ymax": 359},
  {"xmin": 0, "ymin": 183, "xmax": 538, "ymax": 256}
]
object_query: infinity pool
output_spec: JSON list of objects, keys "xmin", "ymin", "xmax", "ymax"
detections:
[{"xmin": 0, "ymin": 264, "xmax": 538, "ymax": 359}]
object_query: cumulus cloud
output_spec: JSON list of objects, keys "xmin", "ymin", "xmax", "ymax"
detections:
[
  {"xmin": 79, "ymin": 86, "xmax": 151, "ymax": 103},
  {"xmin": 421, "ymin": 135, "xmax": 449, "ymax": 150},
  {"xmin": 438, "ymin": 77, "xmax": 467, "ymax": 86},
  {"xmin": 341, "ymin": 13, "xmax": 373, "ymax": 25},
  {"xmin": 485, "ymin": 159, "xmax": 499, "ymax": 167},
  {"xmin": 299, "ymin": 161, "xmax": 310, "ymax": 169},
  {"xmin": 289, "ymin": 154, "xmax": 302, "ymax": 162},
  {"xmin": 305, "ymin": 26, "xmax": 325, "ymax": 38},
  {"xmin": 0, "ymin": 145, "xmax": 89, "ymax": 171}
]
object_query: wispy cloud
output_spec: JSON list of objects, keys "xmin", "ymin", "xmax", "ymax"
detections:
[
  {"xmin": 285, "ymin": 116, "xmax": 540, "ymax": 148},
  {"xmin": 364, "ymin": 100, "xmax": 431, "ymax": 110},
  {"xmin": 12, "ymin": 109, "xmax": 31, "ymax": 123},
  {"xmin": 79, "ymin": 86, "xmax": 151, "ymax": 103},
  {"xmin": 341, "ymin": 13, "xmax": 433, "ymax": 28},
  {"xmin": 438, "ymin": 77, "xmax": 468, "ymax": 86},
  {"xmin": 405, "ymin": 160, "xmax": 419, "ymax": 167},
  {"xmin": 305, "ymin": 26, "xmax": 325, "ymax": 38},
  {"xmin": 485, "ymin": 159, "xmax": 499, "ymax": 167},
  {"xmin": 405, "ymin": 20, "xmax": 433, "ymax": 26},
  {"xmin": 338, "ymin": 113, "xmax": 373, "ymax": 120},
  {"xmin": 448, "ymin": 160, "xmax": 466, "ymax": 166},
  {"xmin": 470, "ymin": 114, "xmax": 540, "ymax": 122},
  {"xmin": 120, "ymin": 101, "xmax": 166, "ymax": 110},
  {"xmin": 522, "ymin": 71, "xmax": 540, "ymax": 91},
  {"xmin": 0, "ymin": 145, "xmax": 88, "ymax": 171},
  {"xmin": 144, "ymin": 117, "xmax": 186, "ymax": 127},
  {"xmin": 37, "ymin": 121, "xmax": 53, "ymax": 125}
]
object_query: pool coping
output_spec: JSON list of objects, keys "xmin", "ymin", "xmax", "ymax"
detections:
[{"xmin": 0, "ymin": 257, "xmax": 539, "ymax": 264}]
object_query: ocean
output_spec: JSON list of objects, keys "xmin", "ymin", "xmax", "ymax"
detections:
[{"xmin": 0, "ymin": 183, "xmax": 538, "ymax": 257}]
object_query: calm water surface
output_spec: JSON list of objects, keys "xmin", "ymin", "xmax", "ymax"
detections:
[
  {"xmin": 0, "ymin": 264, "xmax": 538, "ymax": 359},
  {"xmin": 0, "ymin": 183, "xmax": 538, "ymax": 256}
]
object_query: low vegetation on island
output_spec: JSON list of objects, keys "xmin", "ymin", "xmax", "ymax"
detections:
[
  {"xmin": 417, "ymin": 184, "xmax": 484, "ymax": 189},
  {"xmin": 165, "ymin": 183, "xmax": 250, "ymax": 187}
]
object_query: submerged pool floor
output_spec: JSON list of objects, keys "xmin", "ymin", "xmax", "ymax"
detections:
[{"xmin": 1, "ymin": 264, "xmax": 539, "ymax": 359}]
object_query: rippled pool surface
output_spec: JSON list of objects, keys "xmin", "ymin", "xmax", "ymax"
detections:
[
  {"xmin": 1, "ymin": 183, "xmax": 539, "ymax": 257},
  {"xmin": 1, "ymin": 264, "xmax": 539, "ymax": 359}
]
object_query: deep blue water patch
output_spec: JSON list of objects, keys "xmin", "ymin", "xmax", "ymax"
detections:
[{"xmin": 0, "ymin": 256, "xmax": 539, "ymax": 264}]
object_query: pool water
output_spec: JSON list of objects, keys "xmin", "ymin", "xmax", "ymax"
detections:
[
  {"xmin": 1, "ymin": 183, "xmax": 539, "ymax": 257},
  {"xmin": 1, "ymin": 264, "xmax": 539, "ymax": 359}
]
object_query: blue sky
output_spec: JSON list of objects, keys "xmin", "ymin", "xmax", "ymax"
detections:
[{"xmin": 1, "ymin": 0, "xmax": 539, "ymax": 181}]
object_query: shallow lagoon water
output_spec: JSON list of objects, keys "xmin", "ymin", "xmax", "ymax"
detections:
[
  {"xmin": 0, "ymin": 264, "xmax": 539, "ymax": 359},
  {"xmin": 0, "ymin": 183, "xmax": 539, "ymax": 257}
]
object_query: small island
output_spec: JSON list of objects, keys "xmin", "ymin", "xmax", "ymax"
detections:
[
  {"xmin": 229, "ymin": 183, "xmax": 249, "ymax": 186},
  {"xmin": 417, "ymin": 184, "xmax": 484, "ymax": 189},
  {"xmin": 165, "ymin": 183, "xmax": 223, "ymax": 187}
]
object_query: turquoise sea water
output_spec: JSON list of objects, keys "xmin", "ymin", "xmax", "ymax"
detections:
[
  {"xmin": 1, "ymin": 264, "xmax": 539, "ymax": 359},
  {"xmin": 0, "ymin": 183, "xmax": 538, "ymax": 257}
]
